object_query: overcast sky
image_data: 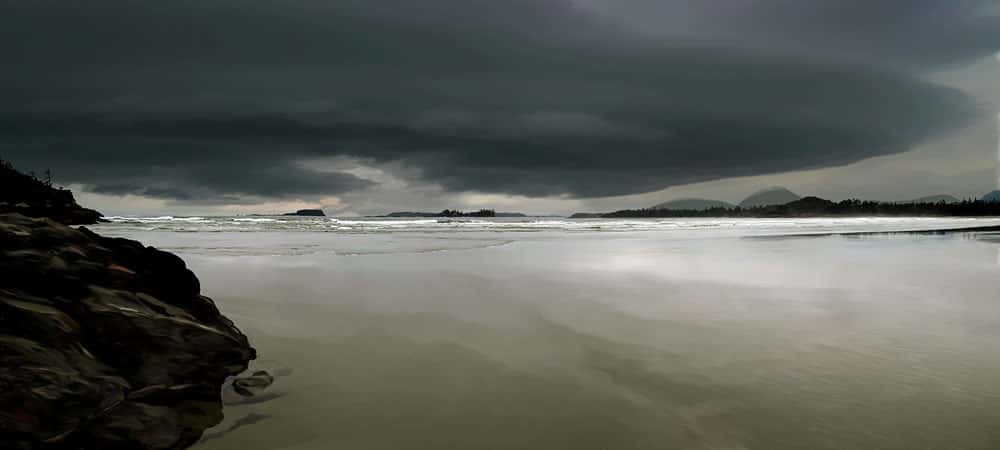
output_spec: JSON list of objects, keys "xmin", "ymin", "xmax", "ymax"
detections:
[{"xmin": 2, "ymin": 0, "xmax": 998, "ymax": 216}]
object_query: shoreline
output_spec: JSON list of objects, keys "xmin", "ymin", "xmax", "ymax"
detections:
[{"xmin": 744, "ymin": 223, "xmax": 1000, "ymax": 239}]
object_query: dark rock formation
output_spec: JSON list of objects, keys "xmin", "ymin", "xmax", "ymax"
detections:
[
  {"xmin": 0, "ymin": 159, "xmax": 102, "ymax": 225},
  {"xmin": 0, "ymin": 213, "xmax": 255, "ymax": 449},
  {"xmin": 282, "ymin": 209, "xmax": 325, "ymax": 216}
]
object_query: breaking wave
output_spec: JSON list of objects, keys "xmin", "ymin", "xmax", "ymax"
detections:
[{"xmin": 96, "ymin": 215, "xmax": 1000, "ymax": 236}]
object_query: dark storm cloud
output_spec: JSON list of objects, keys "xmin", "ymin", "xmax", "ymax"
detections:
[
  {"xmin": 0, "ymin": 0, "xmax": 994, "ymax": 201},
  {"xmin": 0, "ymin": 135, "xmax": 374, "ymax": 202},
  {"xmin": 588, "ymin": 0, "xmax": 1000, "ymax": 68}
]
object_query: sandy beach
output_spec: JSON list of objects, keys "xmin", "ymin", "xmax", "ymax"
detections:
[{"xmin": 91, "ymin": 220, "xmax": 1000, "ymax": 450}]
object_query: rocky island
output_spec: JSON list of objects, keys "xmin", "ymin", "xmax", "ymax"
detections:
[
  {"xmin": 0, "ymin": 161, "xmax": 258, "ymax": 449},
  {"xmin": 282, "ymin": 209, "xmax": 326, "ymax": 217},
  {"xmin": 382, "ymin": 209, "xmax": 527, "ymax": 218}
]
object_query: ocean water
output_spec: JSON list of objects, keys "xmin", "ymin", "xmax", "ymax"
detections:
[
  {"xmin": 93, "ymin": 217, "xmax": 1000, "ymax": 450},
  {"xmin": 100, "ymin": 215, "xmax": 1000, "ymax": 236}
]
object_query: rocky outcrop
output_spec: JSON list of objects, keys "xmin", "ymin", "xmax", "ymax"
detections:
[
  {"xmin": 0, "ymin": 213, "xmax": 255, "ymax": 449},
  {"xmin": 0, "ymin": 160, "xmax": 102, "ymax": 225}
]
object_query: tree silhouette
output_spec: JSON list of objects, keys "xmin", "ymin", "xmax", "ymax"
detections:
[{"xmin": 600, "ymin": 197, "xmax": 1000, "ymax": 218}]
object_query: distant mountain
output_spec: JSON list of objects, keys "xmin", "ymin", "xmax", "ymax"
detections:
[
  {"xmin": 774, "ymin": 196, "xmax": 838, "ymax": 215},
  {"xmin": 739, "ymin": 187, "xmax": 801, "ymax": 208},
  {"xmin": 901, "ymin": 194, "xmax": 959, "ymax": 204},
  {"xmin": 652, "ymin": 198, "xmax": 735, "ymax": 211},
  {"xmin": 982, "ymin": 190, "xmax": 1000, "ymax": 203}
]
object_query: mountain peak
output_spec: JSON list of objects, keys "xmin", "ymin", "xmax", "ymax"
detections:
[
  {"xmin": 982, "ymin": 190, "xmax": 1000, "ymax": 203},
  {"xmin": 739, "ymin": 187, "xmax": 801, "ymax": 208}
]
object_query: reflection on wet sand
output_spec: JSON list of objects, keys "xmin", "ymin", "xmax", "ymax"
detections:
[{"xmin": 115, "ymin": 230, "xmax": 1000, "ymax": 450}]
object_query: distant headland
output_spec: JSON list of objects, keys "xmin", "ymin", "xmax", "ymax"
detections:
[
  {"xmin": 0, "ymin": 158, "xmax": 102, "ymax": 224},
  {"xmin": 574, "ymin": 196, "xmax": 1000, "ymax": 218},
  {"xmin": 571, "ymin": 186, "xmax": 1000, "ymax": 218}
]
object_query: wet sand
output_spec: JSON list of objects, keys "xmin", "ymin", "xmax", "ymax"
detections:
[{"xmin": 109, "ymin": 229, "xmax": 1000, "ymax": 450}]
